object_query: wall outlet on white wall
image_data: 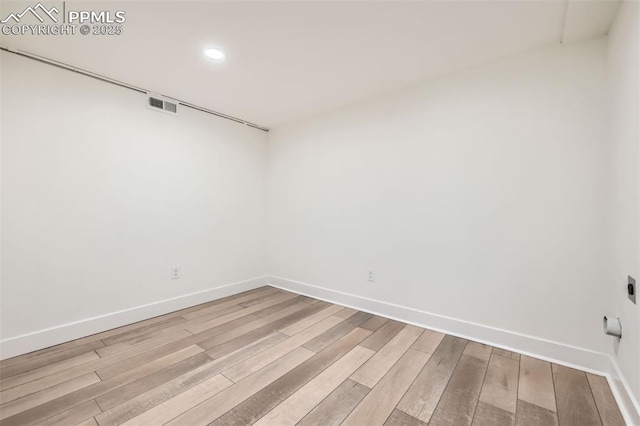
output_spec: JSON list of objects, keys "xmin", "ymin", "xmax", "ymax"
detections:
[
  {"xmin": 171, "ymin": 265, "xmax": 181, "ymax": 280},
  {"xmin": 367, "ymin": 269, "xmax": 375, "ymax": 282}
]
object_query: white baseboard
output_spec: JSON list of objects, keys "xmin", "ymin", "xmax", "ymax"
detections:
[
  {"xmin": 0, "ymin": 275, "xmax": 269, "ymax": 360},
  {"xmin": 268, "ymin": 276, "xmax": 640, "ymax": 425},
  {"xmin": 607, "ymin": 358, "xmax": 640, "ymax": 425}
]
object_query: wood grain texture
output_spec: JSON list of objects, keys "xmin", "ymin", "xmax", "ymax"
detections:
[
  {"xmin": 0, "ymin": 352, "xmax": 100, "ymax": 392},
  {"xmin": 200, "ymin": 298, "xmax": 318, "ymax": 345},
  {"xmin": 463, "ymin": 341, "xmax": 492, "ymax": 361},
  {"xmin": 411, "ymin": 329, "xmax": 445, "ymax": 354},
  {"xmin": 350, "ymin": 325, "xmax": 423, "ymax": 388},
  {"xmin": 334, "ymin": 307, "xmax": 359, "ymax": 319},
  {"xmin": 98, "ymin": 334, "xmax": 286, "ymax": 425},
  {"xmin": 180, "ymin": 287, "xmax": 278, "ymax": 320},
  {"xmin": 118, "ymin": 375, "xmax": 232, "ymax": 426},
  {"xmin": 222, "ymin": 315, "xmax": 343, "ymax": 383},
  {"xmin": 552, "ymin": 364, "xmax": 602, "ymax": 426},
  {"xmin": 208, "ymin": 312, "xmax": 330, "ymax": 364},
  {"xmin": 238, "ymin": 289, "xmax": 285, "ymax": 307},
  {"xmin": 360, "ymin": 315, "xmax": 389, "ymax": 332},
  {"xmin": 96, "ymin": 345, "xmax": 207, "ymax": 382},
  {"xmin": 97, "ymin": 356, "xmax": 229, "ymax": 424},
  {"xmin": 210, "ymin": 328, "xmax": 372, "ymax": 426},
  {"xmin": 0, "ymin": 287, "xmax": 622, "ymax": 426},
  {"xmin": 471, "ymin": 401, "xmax": 515, "ymax": 426},
  {"xmin": 32, "ymin": 400, "xmax": 101, "ymax": 426},
  {"xmin": 179, "ymin": 303, "xmax": 248, "ymax": 330},
  {"xmin": 0, "ymin": 341, "xmax": 104, "ymax": 380},
  {"xmin": 204, "ymin": 332, "xmax": 288, "ymax": 371},
  {"xmin": 182, "ymin": 287, "xmax": 275, "ymax": 316},
  {"xmin": 96, "ymin": 329, "xmax": 192, "ymax": 358},
  {"xmin": 429, "ymin": 354, "xmax": 490, "ymax": 426},
  {"xmin": 1, "ymin": 325, "xmax": 210, "ymax": 403},
  {"xmin": 492, "ymin": 348, "xmax": 520, "ymax": 360},
  {"xmin": 94, "ymin": 314, "xmax": 258, "ymax": 380},
  {"xmin": 297, "ymin": 379, "xmax": 370, "ymax": 426},
  {"xmin": 253, "ymin": 345, "xmax": 374, "ymax": 425},
  {"xmin": 518, "ymin": 355, "xmax": 557, "ymax": 412},
  {"xmin": 184, "ymin": 292, "xmax": 296, "ymax": 334},
  {"xmin": 0, "ymin": 345, "xmax": 204, "ymax": 426},
  {"xmin": 253, "ymin": 295, "xmax": 316, "ymax": 318},
  {"xmin": 342, "ymin": 349, "xmax": 431, "ymax": 426},
  {"xmin": 1, "ymin": 362, "xmax": 95, "ymax": 405},
  {"xmin": 278, "ymin": 304, "xmax": 344, "ymax": 336},
  {"xmin": 166, "ymin": 347, "xmax": 315, "ymax": 426},
  {"xmin": 586, "ymin": 373, "xmax": 625, "ymax": 426},
  {"xmin": 515, "ymin": 399, "xmax": 558, "ymax": 426},
  {"xmin": 478, "ymin": 354, "xmax": 519, "ymax": 414},
  {"xmin": 0, "ymin": 373, "xmax": 100, "ymax": 420},
  {"xmin": 360, "ymin": 320, "xmax": 406, "ymax": 352},
  {"xmin": 385, "ymin": 409, "xmax": 427, "ymax": 426},
  {"xmin": 1, "ymin": 287, "xmax": 269, "ymax": 370},
  {"xmin": 95, "ymin": 352, "xmax": 212, "ymax": 411},
  {"xmin": 301, "ymin": 311, "xmax": 372, "ymax": 352},
  {"xmin": 0, "ymin": 336, "xmax": 101, "ymax": 370},
  {"xmin": 100, "ymin": 317, "xmax": 187, "ymax": 347},
  {"xmin": 200, "ymin": 300, "xmax": 327, "ymax": 358},
  {"xmin": 397, "ymin": 335, "xmax": 468, "ymax": 423}
]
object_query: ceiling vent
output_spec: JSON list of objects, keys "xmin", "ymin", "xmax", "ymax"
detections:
[{"xmin": 146, "ymin": 93, "xmax": 179, "ymax": 116}]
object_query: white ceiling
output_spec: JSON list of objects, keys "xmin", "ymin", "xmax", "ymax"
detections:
[{"xmin": 0, "ymin": 0, "xmax": 621, "ymax": 128}]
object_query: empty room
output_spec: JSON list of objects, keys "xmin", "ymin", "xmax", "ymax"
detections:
[{"xmin": 0, "ymin": 0, "xmax": 638, "ymax": 425}]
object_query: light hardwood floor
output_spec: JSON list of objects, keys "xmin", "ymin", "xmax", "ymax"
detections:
[{"xmin": 0, "ymin": 286, "xmax": 626, "ymax": 425}]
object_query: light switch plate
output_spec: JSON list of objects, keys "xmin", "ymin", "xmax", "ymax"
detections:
[{"xmin": 629, "ymin": 276, "xmax": 636, "ymax": 304}]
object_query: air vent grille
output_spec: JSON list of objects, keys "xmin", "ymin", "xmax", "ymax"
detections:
[
  {"xmin": 146, "ymin": 93, "xmax": 179, "ymax": 115},
  {"xmin": 164, "ymin": 101, "xmax": 177, "ymax": 113},
  {"xmin": 149, "ymin": 97, "xmax": 164, "ymax": 109}
]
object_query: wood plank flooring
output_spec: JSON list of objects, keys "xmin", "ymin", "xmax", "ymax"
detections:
[{"xmin": 0, "ymin": 286, "xmax": 626, "ymax": 425}]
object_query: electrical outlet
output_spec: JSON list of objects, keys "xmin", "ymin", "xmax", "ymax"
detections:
[
  {"xmin": 171, "ymin": 265, "xmax": 181, "ymax": 280},
  {"xmin": 629, "ymin": 276, "xmax": 636, "ymax": 304},
  {"xmin": 368, "ymin": 269, "xmax": 375, "ymax": 282}
]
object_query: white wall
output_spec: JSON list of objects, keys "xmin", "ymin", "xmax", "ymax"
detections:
[
  {"xmin": 0, "ymin": 52, "xmax": 268, "ymax": 345},
  {"xmin": 267, "ymin": 39, "xmax": 612, "ymax": 354},
  {"xmin": 608, "ymin": 0, "xmax": 640, "ymax": 410}
]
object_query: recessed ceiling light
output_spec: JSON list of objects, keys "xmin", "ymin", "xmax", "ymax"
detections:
[{"xmin": 204, "ymin": 48, "xmax": 225, "ymax": 61}]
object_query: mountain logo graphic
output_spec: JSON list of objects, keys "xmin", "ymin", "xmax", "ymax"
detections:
[{"xmin": 1, "ymin": 3, "xmax": 60, "ymax": 24}]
